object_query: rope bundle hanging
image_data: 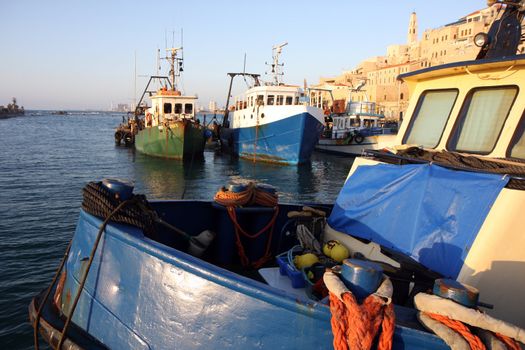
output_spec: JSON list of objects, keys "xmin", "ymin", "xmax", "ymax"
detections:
[
  {"xmin": 81, "ymin": 181, "xmax": 157, "ymax": 237},
  {"xmin": 324, "ymin": 271, "xmax": 395, "ymax": 350},
  {"xmin": 214, "ymin": 182, "xmax": 279, "ymax": 268},
  {"xmin": 390, "ymin": 148, "xmax": 525, "ymax": 190}
]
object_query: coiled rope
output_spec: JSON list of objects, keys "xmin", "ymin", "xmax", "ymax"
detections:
[
  {"xmin": 393, "ymin": 148, "xmax": 525, "ymax": 190},
  {"xmin": 81, "ymin": 181, "xmax": 157, "ymax": 237},
  {"xmin": 214, "ymin": 183, "xmax": 278, "ymax": 268}
]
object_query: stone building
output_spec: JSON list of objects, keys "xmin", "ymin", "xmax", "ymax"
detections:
[{"xmin": 314, "ymin": 5, "xmax": 505, "ymax": 121}]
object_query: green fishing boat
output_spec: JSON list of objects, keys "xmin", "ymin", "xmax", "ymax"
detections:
[{"xmin": 130, "ymin": 47, "xmax": 206, "ymax": 159}]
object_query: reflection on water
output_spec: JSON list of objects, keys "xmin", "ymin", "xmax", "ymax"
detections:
[{"xmin": 131, "ymin": 148, "xmax": 353, "ymax": 203}]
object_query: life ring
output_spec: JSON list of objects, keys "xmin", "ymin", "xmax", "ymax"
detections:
[
  {"xmin": 114, "ymin": 131, "xmax": 122, "ymax": 145},
  {"xmin": 354, "ymin": 133, "xmax": 364, "ymax": 144}
]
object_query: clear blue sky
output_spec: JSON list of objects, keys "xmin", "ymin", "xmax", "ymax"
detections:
[{"xmin": 1, "ymin": 1, "xmax": 483, "ymax": 110}]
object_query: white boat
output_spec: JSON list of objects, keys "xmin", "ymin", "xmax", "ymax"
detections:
[
  {"xmin": 316, "ymin": 101, "xmax": 397, "ymax": 156},
  {"xmin": 219, "ymin": 43, "xmax": 328, "ymax": 165}
]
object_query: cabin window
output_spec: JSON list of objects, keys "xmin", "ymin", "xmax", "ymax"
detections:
[
  {"xmin": 257, "ymin": 95, "xmax": 264, "ymax": 105},
  {"xmin": 448, "ymin": 86, "xmax": 518, "ymax": 154},
  {"xmin": 286, "ymin": 96, "xmax": 293, "ymax": 105},
  {"xmin": 184, "ymin": 103, "xmax": 193, "ymax": 114},
  {"xmin": 174, "ymin": 103, "xmax": 183, "ymax": 114},
  {"xmin": 267, "ymin": 95, "xmax": 275, "ymax": 105},
  {"xmin": 295, "ymin": 96, "xmax": 299, "ymax": 105},
  {"xmin": 276, "ymin": 95, "xmax": 284, "ymax": 105},
  {"xmin": 403, "ymin": 89, "xmax": 458, "ymax": 148},
  {"xmin": 508, "ymin": 111, "xmax": 525, "ymax": 159},
  {"xmin": 163, "ymin": 103, "xmax": 172, "ymax": 114}
]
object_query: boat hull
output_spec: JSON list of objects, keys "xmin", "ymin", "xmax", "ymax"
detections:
[
  {"xmin": 221, "ymin": 112, "xmax": 324, "ymax": 165},
  {"xmin": 316, "ymin": 134, "xmax": 397, "ymax": 156},
  {"xmin": 135, "ymin": 121, "xmax": 205, "ymax": 159},
  {"xmin": 44, "ymin": 206, "xmax": 448, "ymax": 350}
]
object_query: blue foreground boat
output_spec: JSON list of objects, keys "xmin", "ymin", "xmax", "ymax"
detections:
[{"xmin": 30, "ymin": 196, "xmax": 450, "ymax": 350}]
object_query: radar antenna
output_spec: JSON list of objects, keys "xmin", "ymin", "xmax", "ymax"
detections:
[
  {"xmin": 265, "ymin": 42, "xmax": 288, "ymax": 85},
  {"xmin": 162, "ymin": 47, "xmax": 183, "ymax": 91}
]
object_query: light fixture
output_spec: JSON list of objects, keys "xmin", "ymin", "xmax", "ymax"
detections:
[{"xmin": 474, "ymin": 32, "xmax": 489, "ymax": 47}]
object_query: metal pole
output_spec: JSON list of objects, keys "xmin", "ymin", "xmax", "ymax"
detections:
[{"xmin": 222, "ymin": 74, "xmax": 235, "ymax": 127}]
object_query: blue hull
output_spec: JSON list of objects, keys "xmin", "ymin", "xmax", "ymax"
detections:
[
  {"xmin": 53, "ymin": 202, "xmax": 448, "ymax": 350},
  {"xmin": 222, "ymin": 112, "xmax": 324, "ymax": 165}
]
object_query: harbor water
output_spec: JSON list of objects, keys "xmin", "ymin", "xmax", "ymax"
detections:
[{"xmin": 0, "ymin": 111, "xmax": 353, "ymax": 349}]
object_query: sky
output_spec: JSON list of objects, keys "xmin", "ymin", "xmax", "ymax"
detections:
[{"xmin": 0, "ymin": 1, "xmax": 484, "ymax": 110}]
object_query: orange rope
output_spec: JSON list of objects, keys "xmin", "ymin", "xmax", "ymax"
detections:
[
  {"xmin": 214, "ymin": 187, "xmax": 253, "ymax": 207},
  {"xmin": 214, "ymin": 183, "xmax": 278, "ymax": 208},
  {"xmin": 215, "ymin": 184, "xmax": 279, "ymax": 269},
  {"xmin": 493, "ymin": 333, "xmax": 522, "ymax": 350},
  {"xmin": 329, "ymin": 291, "xmax": 395, "ymax": 350},
  {"xmin": 425, "ymin": 312, "xmax": 486, "ymax": 350},
  {"xmin": 227, "ymin": 206, "xmax": 278, "ymax": 268}
]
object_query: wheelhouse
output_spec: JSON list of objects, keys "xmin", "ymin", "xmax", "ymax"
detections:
[
  {"xmin": 397, "ymin": 56, "xmax": 525, "ymax": 160},
  {"xmin": 149, "ymin": 90, "xmax": 197, "ymax": 126}
]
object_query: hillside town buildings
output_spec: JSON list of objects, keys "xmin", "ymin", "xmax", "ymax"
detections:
[{"xmin": 315, "ymin": 5, "xmax": 510, "ymax": 122}]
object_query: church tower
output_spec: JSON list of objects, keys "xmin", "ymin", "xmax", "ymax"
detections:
[{"xmin": 407, "ymin": 12, "xmax": 418, "ymax": 45}]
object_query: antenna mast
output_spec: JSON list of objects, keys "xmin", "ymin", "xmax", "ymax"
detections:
[
  {"xmin": 267, "ymin": 42, "xmax": 288, "ymax": 85},
  {"xmin": 162, "ymin": 47, "xmax": 183, "ymax": 91}
]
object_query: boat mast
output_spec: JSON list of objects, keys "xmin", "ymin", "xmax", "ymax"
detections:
[
  {"xmin": 268, "ymin": 42, "xmax": 288, "ymax": 85},
  {"xmin": 163, "ymin": 47, "xmax": 183, "ymax": 91}
]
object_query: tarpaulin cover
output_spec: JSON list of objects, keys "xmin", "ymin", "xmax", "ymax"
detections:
[{"xmin": 328, "ymin": 163, "xmax": 508, "ymax": 278}]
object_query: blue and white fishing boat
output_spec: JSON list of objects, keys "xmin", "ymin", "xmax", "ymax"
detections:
[
  {"xmin": 219, "ymin": 43, "xmax": 327, "ymax": 165},
  {"xmin": 316, "ymin": 101, "xmax": 397, "ymax": 156},
  {"xmin": 30, "ymin": 2, "xmax": 525, "ymax": 349}
]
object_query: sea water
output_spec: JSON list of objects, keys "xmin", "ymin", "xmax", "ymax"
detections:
[{"xmin": 0, "ymin": 111, "xmax": 353, "ymax": 349}]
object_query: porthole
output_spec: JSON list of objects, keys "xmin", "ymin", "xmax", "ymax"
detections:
[
  {"xmin": 251, "ymin": 114, "xmax": 253, "ymax": 119},
  {"xmin": 261, "ymin": 113, "xmax": 265, "ymax": 118}
]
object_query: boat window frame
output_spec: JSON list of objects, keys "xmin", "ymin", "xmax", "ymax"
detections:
[
  {"xmin": 184, "ymin": 103, "xmax": 193, "ymax": 115},
  {"xmin": 267, "ymin": 95, "xmax": 275, "ymax": 106},
  {"xmin": 163, "ymin": 102, "xmax": 173, "ymax": 114},
  {"xmin": 402, "ymin": 88, "xmax": 459, "ymax": 148},
  {"xmin": 276, "ymin": 95, "xmax": 284, "ymax": 106},
  {"xmin": 285, "ymin": 96, "xmax": 293, "ymax": 105},
  {"xmin": 174, "ymin": 103, "xmax": 183, "ymax": 114},
  {"xmin": 446, "ymin": 85, "xmax": 519, "ymax": 155},
  {"xmin": 506, "ymin": 108, "xmax": 525, "ymax": 160}
]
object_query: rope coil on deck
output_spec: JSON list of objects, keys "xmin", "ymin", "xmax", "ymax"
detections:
[
  {"xmin": 81, "ymin": 181, "xmax": 157, "ymax": 236},
  {"xmin": 214, "ymin": 183, "xmax": 279, "ymax": 268}
]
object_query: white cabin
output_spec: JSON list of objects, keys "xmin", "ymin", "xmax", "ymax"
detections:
[{"xmin": 147, "ymin": 89, "xmax": 197, "ymax": 127}]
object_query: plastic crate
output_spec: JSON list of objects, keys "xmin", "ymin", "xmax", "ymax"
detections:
[{"xmin": 276, "ymin": 254, "xmax": 306, "ymax": 289}]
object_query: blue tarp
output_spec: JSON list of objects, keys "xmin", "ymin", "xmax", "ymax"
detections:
[{"xmin": 328, "ymin": 163, "xmax": 508, "ymax": 278}]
